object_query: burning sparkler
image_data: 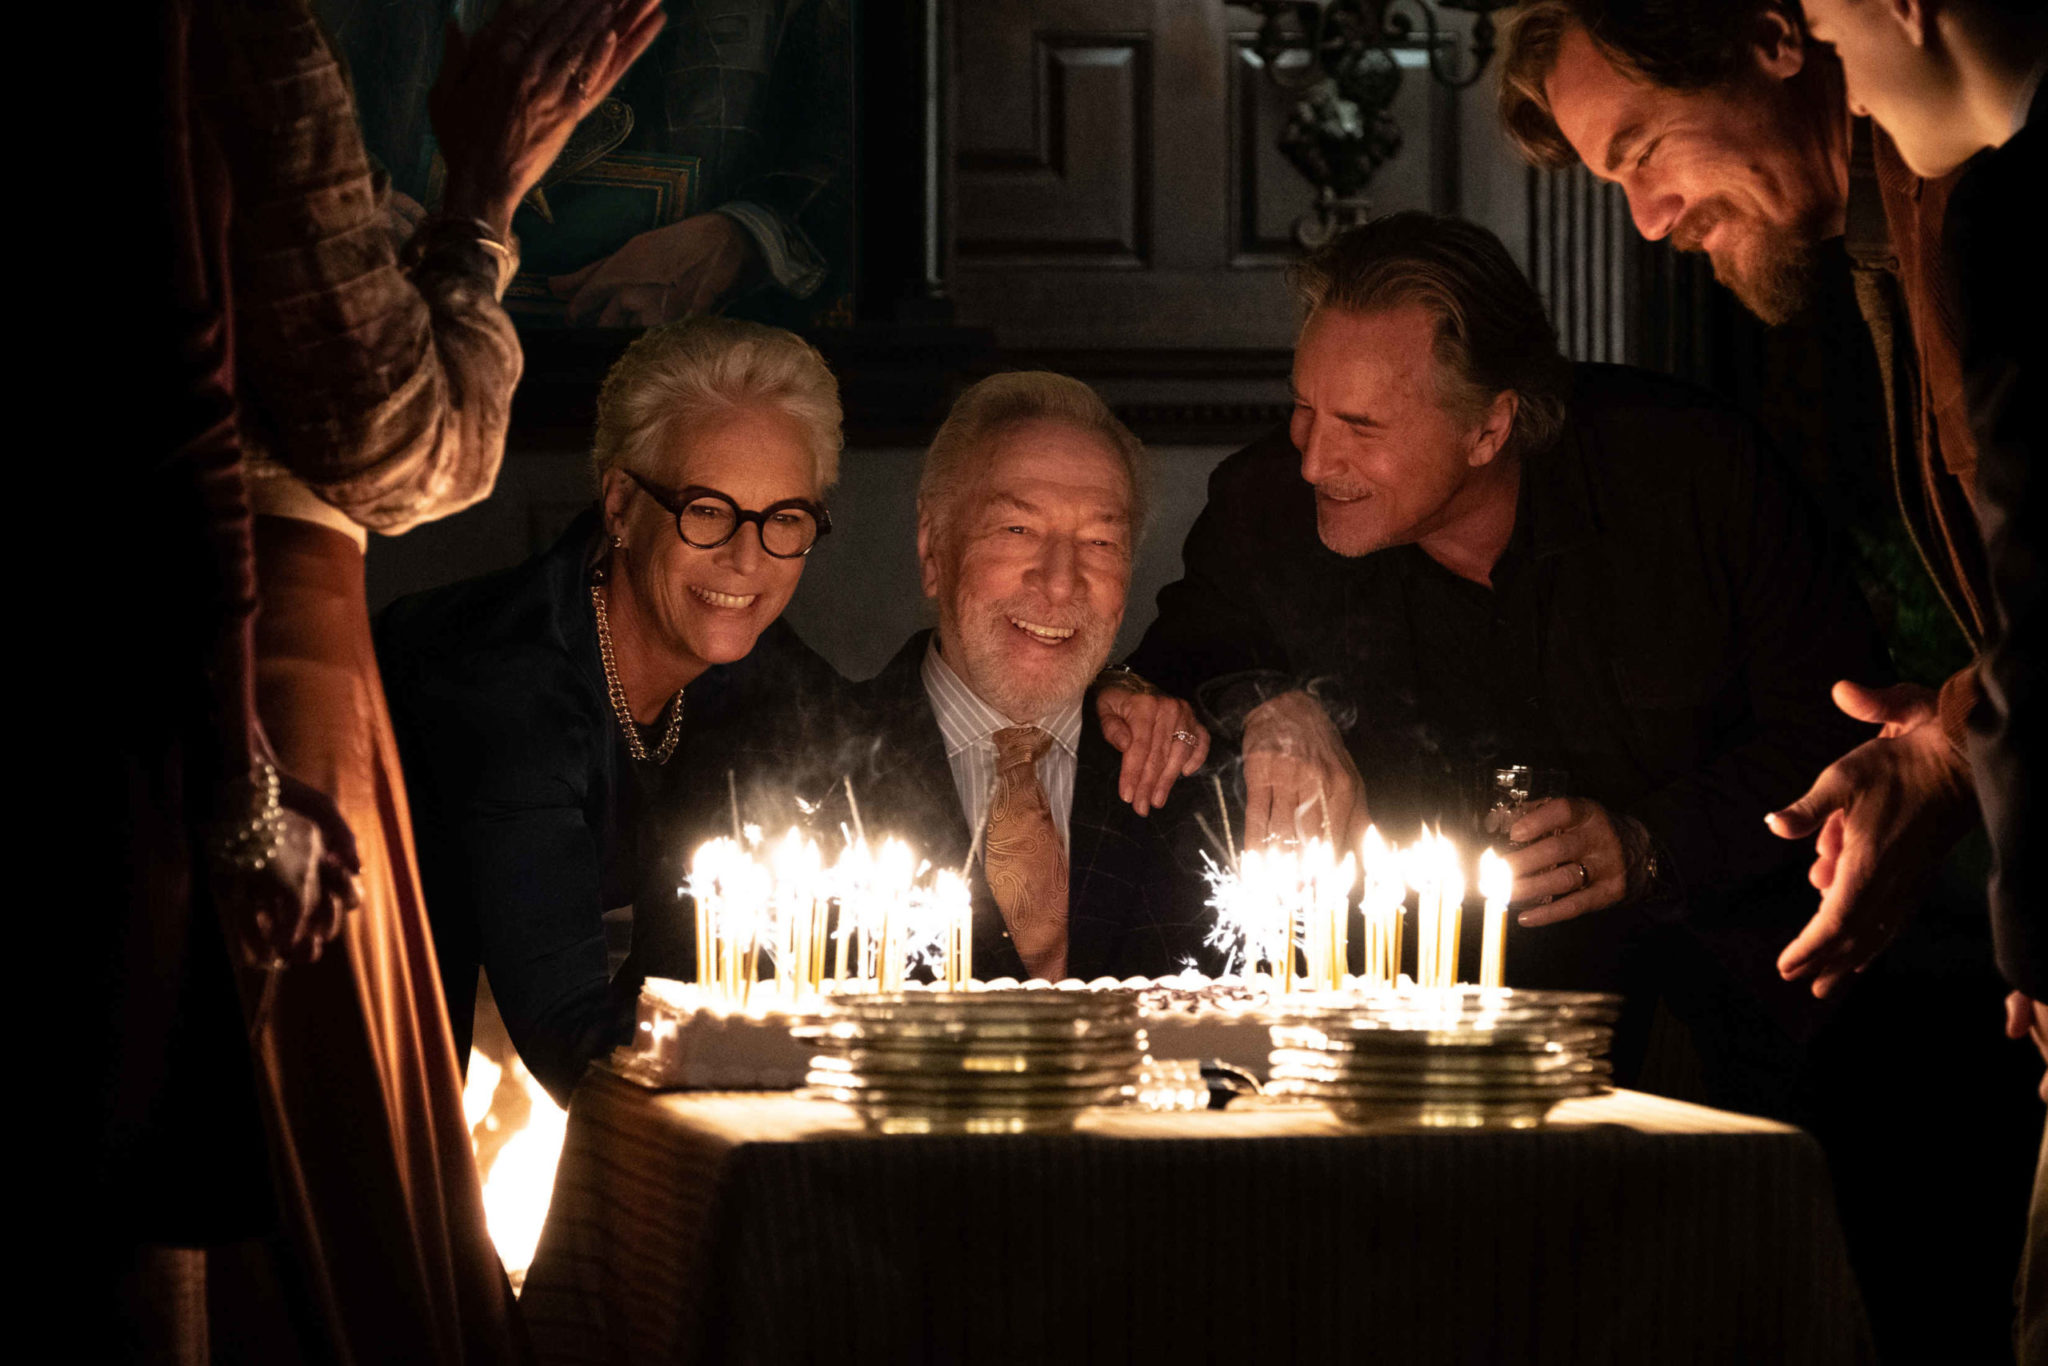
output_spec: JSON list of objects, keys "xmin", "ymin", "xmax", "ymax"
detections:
[{"xmin": 1203, "ymin": 823, "xmax": 1504, "ymax": 995}]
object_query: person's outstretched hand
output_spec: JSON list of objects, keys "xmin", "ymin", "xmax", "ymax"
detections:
[
  {"xmin": 2005, "ymin": 992, "xmax": 2048, "ymax": 1103},
  {"xmin": 1095, "ymin": 683, "xmax": 1210, "ymax": 817},
  {"xmin": 431, "ymin": 0, "xmax": 668, "ymax": 239},
  {"xmin": 1768, "ymin": 680, "xmax": 1976, "ymax": 998}
]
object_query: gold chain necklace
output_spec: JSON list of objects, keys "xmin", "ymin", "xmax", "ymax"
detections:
[{"xmin": 590, "ymin": 582, "xmax": 684, "ymax": 765}]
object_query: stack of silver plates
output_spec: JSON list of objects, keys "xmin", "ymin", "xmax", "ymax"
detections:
[
  {"xmin": 794, "ymin": 990, "xmax": 1144, "ymax": 1134},
  {"xmin": 1266, "ymin": 988, "xmax": 1620, "ymax": 1129}
]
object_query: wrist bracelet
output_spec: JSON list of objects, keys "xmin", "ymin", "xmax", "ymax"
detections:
[
  {"xmin": 213, "ymin": 758, "xmax": 286, "ymax": 876},
  {"xmin": 1616, "ymin": 814, "xmax": 1671, "ymax": 905},
  {"xmin": 412, "ymin": 215, "xmax": 522, "ymax": 299}
]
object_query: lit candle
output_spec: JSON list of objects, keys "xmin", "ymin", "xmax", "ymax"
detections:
[
  {"xmin": 1309, "ymin": 839, "xmax": 1356, "ymax": 992},
  {"xmin": 1407, "ymin": 829, "xmax": 1466, "ymax": 990},
  {"xmin": 1478, "ymin": 846, "xmax": 1512, "ymax": 989},
  {"xmin": 1359, "ymin": 825, "xmax": 1404, "ymax": 986},
  {"xmin": 1406, "ymin": 828, "xmax": 1440, "ymax": 988},
  {"xmin": 1437, "ymin": 833, "xmax": 1466, "ymax": 991}
]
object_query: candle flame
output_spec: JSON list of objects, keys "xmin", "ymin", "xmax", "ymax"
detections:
[
  {"xmin": 1479, "ymin": 846, "xmax": 1513, "ymax": 905},
  {"xmin": 686, "ymin": 827, "xmax": 974, "ymax": 1003}
]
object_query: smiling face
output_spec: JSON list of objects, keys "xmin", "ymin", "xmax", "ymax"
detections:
[
  {"xmin": 603, "ymin": 404, "xmax": 818, "ymax": 676},
  {"xmin": 1542, "ymin": 17, "xmax": 1843, "ymax": 323},
  {"xmin": 1290, "ymin": 303, "xmax": 1503, "ymax": 558},
  {"xmin": 919, "ymin": 419, "xmax": 1134, "ymax": 723},
  {"xmin": 1804, "ymin": 0, "xmax": 1972, "ymax": 177}
]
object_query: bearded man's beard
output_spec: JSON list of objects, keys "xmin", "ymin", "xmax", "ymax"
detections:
[
  {"xmin": 1673, "ymin": 199, "xmax": 1820, "ymax": 326},
  {"xmin": 954, "ymin": 596, "xmax": 1119, "ymax": 721}
]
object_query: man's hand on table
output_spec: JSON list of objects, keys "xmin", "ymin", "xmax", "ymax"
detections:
[
  {"xmin": 1767, "ymin": 680, "xmax": 1977, "ymax": 998},
  {"xmin": 2005, "ymin": 992, "xmax": 2048, "ymax": 1103},
  {"xmin": 1095, "ymin": 680, "xmax": 1210, "ymax": 816},
  {"xmin": 1505, "ymin": 796, "xmax": 1633, "ymax": 926},
  {"xmin": 1241, "ymin": 690, "xmax": 1363, "ymax": 847}
]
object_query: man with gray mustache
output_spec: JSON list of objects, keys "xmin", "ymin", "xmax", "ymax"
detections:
[{"xmin": 1131, "ymin": 211, "xmax": 1882, "ymax": 1103}]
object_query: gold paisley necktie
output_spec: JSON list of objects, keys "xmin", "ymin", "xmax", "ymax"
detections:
[{"xmin": 985, "ymin": 726, "xmax": 1069, "ymax": 981}]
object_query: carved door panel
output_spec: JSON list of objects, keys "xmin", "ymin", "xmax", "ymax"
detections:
[{"xmin": 951, "ymin": 0, "xmax": 1460, "ymax": 352}]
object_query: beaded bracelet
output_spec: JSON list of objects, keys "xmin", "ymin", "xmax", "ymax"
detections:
[{"xmin": 213, "ymin": 758, "xmax": 287, "ymax": 876}]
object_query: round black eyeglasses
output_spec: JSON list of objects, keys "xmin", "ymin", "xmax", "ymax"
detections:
[{"xmin": 626, "ymin": 470, "xmax": 832, "ymax": 559}]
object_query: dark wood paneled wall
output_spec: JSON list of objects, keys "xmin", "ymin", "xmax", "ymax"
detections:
[{"xmin": 949, "ymin": 0, "xmax": 1462, "ymax": 354}]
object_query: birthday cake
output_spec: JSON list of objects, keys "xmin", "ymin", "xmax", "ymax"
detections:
[
  {"xmin": 618, "ymin": 971, "xmax": 1326, "ymax": 1090},
  {"xmin": 613, "ymin": 978, "xmax": 816, "ymax": 1090}
]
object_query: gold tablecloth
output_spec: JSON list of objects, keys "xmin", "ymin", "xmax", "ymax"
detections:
[{"xmin": 522, "ymin": 1069, "xmax": 1869, "ymax": 1364}]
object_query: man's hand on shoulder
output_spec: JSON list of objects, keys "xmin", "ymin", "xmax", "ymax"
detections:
[
  {"xmin": 1095, "ymin": 675, "xmax": 1210, "ymax": 816},
  {"xmin": 1240, "ymin": 691, "xmax": 1363, "ymax": 847},
  {"xmin": 1768, "ymin": 680, "xmax": 1977, "ymax": 998}
]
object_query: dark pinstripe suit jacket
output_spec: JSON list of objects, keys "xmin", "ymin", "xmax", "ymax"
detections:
[
  {"xmin": 629, "ymin": 630, "xmax": 1218, "ymax": 986},
  {"xmin": 849, "ymin": 632, "xmax": 1216, "ymax": 982}
]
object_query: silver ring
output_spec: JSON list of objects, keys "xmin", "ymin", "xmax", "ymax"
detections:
[
  {"xmin": 1569, "ymin": 861, "xmax": 1589, "ymax": 889},
  {"xmin": 570, "ymin": 69, "xmax": 591, "ymax": 98},
  {"xmin": 1172, "ymin": 730, "xmax": 1198, "ymax": 747}
]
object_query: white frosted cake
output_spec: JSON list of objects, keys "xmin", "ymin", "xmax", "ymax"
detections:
[
  {"xmin": 613, "ymin": 978, "xmax": 815, "ymax": 1090},
  {"xmin": 617, "ymin": 970, "xmax": 1354, "ymax": 1090}
]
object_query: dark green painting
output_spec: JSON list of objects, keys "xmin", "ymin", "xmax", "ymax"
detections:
[{"xmin": 323, "ymin": 0, "xmax": 854, "ymax": 331}]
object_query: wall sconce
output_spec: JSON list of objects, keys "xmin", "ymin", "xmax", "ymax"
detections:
[{"xmin": 1236, "ymin": 0, "xmax": 1511, "ymax": 246}]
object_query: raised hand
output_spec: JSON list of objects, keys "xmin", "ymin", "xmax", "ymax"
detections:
[
  {"xmin": 432, "ymin": 0, "xmax": 668, "ymax": 238},
  {"xmin": 2005, "ymin": 992, "xmax": 2048, "ymax": 1103},
  {"xmin": 1767, "ymin": 679, "xmax": 1976, "ymax": 997}
]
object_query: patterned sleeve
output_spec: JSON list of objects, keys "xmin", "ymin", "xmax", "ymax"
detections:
[{"xmin": 207, "ymin": 0, "xmax": 523, "ymax": 535}]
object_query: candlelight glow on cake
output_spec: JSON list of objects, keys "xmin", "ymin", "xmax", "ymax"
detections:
[
  {"xmin": 623, "ymin": 820, "xmax": 1529, "ymax": 1089},
  {"xmin": 688, "ymin": 823, "xmax": 974, "ymax": 1007}
]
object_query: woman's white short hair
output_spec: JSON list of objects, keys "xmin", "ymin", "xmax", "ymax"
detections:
[
  {"xmin": 918, "ymin": 371, "xmax": 1146, "ymax": 547},
  {"xmin": 592, "ymin": 317, "xmax": 843, "ymax": 492}
]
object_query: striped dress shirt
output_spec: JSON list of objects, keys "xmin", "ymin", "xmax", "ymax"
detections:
[{"xmin": 920, "ymin": 636, "xmax": 1084, "ymax": 855}]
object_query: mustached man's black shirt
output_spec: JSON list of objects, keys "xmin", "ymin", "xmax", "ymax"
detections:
[{"xmin": 1131, "ymin": 364, "xmax": 1889, "ymax": 1090}]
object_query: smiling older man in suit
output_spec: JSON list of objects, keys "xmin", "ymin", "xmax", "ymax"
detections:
[
  {"xmin": 631, "ymin": 372, "xmax": 1216, "ymax": 986},
  {"xmin": 851, "ymin": 372, "xmax": 1216, "ymax": 981}
]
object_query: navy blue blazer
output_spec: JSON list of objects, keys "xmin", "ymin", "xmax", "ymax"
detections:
[{"xmin": 376, "ymin": 509, "xmax": 845, "ymax": 1103}]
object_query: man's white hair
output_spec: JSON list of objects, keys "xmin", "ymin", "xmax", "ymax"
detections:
[
  {"xmin": 592, "ymin": 317, "xmax": 843, "ymax": 491},
  {"xmin": 918, "ymin": 371, "xmax": 1146, "ymax": 546}
]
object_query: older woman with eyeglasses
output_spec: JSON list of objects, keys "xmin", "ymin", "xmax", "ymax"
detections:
[{"xmin": 376, "ymin": 318, "xmax": 847, "ymax": 1104}]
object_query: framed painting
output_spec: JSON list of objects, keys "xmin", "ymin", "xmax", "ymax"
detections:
[{"xmin": 322, "ymin": 0, "xmax": 856, "ymax": 333}]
